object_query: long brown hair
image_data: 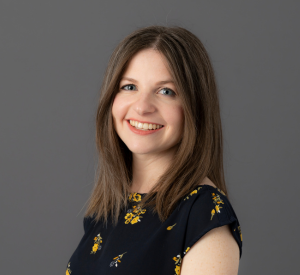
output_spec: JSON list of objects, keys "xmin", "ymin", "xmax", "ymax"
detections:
[{"xmin": 85, "ymin": 25, "xmax": 229, "ymax": 226}]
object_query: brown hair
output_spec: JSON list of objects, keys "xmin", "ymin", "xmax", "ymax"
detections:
[{"xmin": 85, "ymin": 25, "xmax": 229, "ymax": 226}]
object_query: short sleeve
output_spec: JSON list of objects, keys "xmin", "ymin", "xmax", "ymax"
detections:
[{"xmin": 182, "ymin": 188, "xmax": 243, "ymax": 259}]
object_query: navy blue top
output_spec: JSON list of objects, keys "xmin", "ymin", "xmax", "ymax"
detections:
[{"xmin": 66, "ymin": 184, "xmax": 243, "ymax": 275}]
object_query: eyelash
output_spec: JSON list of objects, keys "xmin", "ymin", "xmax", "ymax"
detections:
[{"xmin": 120, "ymin": 84, "xmax": 176, "ymax": 97}]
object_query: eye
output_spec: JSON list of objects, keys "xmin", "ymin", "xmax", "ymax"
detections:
[
  {"xmin": 158, "ymin": 87, "xmax": 176, "ymax": 97},
  {"xmin": 120, "ymin": 84, "xmax": 176, "ymax": 97},
  {"xmin": 121, "ymin": 84, "xmax": 136, "ymax": 91}
]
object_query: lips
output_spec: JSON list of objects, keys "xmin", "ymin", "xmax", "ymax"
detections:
[
  {"xmin": 126, "ymin": 119, "xmax": 164, "ymax": 126},
  {"xmin": 126, "ymin": 120, "xmax": 164, "ymax": 135}
]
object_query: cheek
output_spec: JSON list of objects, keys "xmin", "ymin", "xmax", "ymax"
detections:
[
  {"xmin": 112, "ymin": 94, "xmax": 127, "ymax": 121},
  {"xmin": 165, "ymin": 105, "xmax": 184, "ymax": 129}
]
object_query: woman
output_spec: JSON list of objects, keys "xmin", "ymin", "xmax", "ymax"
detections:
[{"xmin": 66, "ymin": 25, "xmax": 243, "ymax": 275}]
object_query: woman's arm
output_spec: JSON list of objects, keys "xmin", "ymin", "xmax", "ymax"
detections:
[{"xmin": 180, "ymin": 224, "xmax": 240, "ymax": 275}]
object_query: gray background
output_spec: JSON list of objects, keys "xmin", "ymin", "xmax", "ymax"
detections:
[{"xmin": 1, "ymin": 0, "xmax": 299, "ymax": 274}]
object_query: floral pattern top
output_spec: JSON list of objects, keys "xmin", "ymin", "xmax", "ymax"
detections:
[{"xmin": 66, "ymin": 184, "xmax": 243, "ymax": 275}]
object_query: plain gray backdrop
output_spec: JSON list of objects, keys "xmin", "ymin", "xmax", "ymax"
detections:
[{"xmin": 1, "ymin": 0, "xmax": 299, "ymax": 274}]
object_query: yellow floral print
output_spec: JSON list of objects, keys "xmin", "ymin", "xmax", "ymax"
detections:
[
  {"xmin": 238, "ymin": 225, "xmax": 242, "ymax": 242},
  {"xmin": 128, "ymin": 192, "xmax": 142, "ymax": 203},
  {"xmin": 90, "ymin": 233, "xmax": 103, "ymax": 254},
  {"xmin": 66, "ymin": 262, "xmax": 72, "ymax": 275},
  {"xmin": 210, "ymin": 192, "xmax": 224, "ymax": 220},
  {"xmin": 211, "ymin": 209, "xmax": 215, "ymax": 219},
  {"xmin": 184, "ymin": 186, "xmax": 202, "ymax": 201},
  {"xmin": 167, "ymin": 223, "xmax": 177, "ymax": 230},
  {"xmin": 217, "ymin": 188, "xmax": 226, "ymax": 196},
  {"xmin": 173, "ymin": 254, "xmax": 182, "ymax": 275},
  {"xmin": 125, "ymin": 204, "xmax": 147, "ymax": 224},
  {"xmin": 234, "ymin": 226, "xmax": 243, "ymax": 242},
  {"xmin": 183, "ymin": 247, "xmax": 190, "ymax": 255},
  {"xmin": 110, "ymin": 252, "xmax": 127, "ymax": 267}
]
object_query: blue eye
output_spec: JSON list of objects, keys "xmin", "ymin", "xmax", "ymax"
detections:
[
  {"xmin": 120, "ymin": 84, "xmax": 176, "ymax": 97},
  {"xmin": 122, "ymin": 84, "xmax": 136, "ymax": 91},
  {"xmin": 158, "ymin": 87, "xmax": 176, "ymax": 97}
]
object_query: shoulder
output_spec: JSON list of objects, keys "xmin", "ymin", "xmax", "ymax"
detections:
[
  {"xmin": 181, "ymin": 177, "xmax": 225, "ymax": 204},
  {"xmin": 83, "ymin": 215, "xmax": 96, "ymax": 233},
  {"xmin": 197, "ymin": 176, "xmax": 217, "ymax": 188},
  {"xmin": 181, "ymin": 181, "xmax": 230, "ymax": 226}
]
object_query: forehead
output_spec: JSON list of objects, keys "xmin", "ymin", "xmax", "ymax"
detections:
[{"xmin": 122, "ymin": 49, "xmax": 172, "ymax": 78}]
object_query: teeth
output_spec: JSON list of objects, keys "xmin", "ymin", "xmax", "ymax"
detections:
[{"xmin": 129, "ymin": 120, "xmax": 163, "ymax": 130}]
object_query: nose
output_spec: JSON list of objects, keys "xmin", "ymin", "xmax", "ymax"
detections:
[{"xmin": 132, "ymin": 90, "xmax": 156, "ymax": 115}]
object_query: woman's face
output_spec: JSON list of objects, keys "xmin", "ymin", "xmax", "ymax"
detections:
[{"xmin": 112, "ymin": 48, "xmax": 184, "ymax": 156}]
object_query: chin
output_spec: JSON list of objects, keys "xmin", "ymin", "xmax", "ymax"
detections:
[
  {"xmin": 126, "ymin": 144, "xmax": 160, "ymax": 155},
  {"xmin": 128, "ymin": 148, "xmax": 154, "ymax": 155}
]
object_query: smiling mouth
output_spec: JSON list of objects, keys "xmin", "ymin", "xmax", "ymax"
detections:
[{"xmin": 127, "ymin": 119, "xmax": 164, "ymax": 130}]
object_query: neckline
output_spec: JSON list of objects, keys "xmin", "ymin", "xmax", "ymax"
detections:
[
  {"xmin": 128, "ymin": 191, "xmax": 147, "ymax": 196},
  {"xmin": 128, "ymin": 184, "xmax": 218, "ymax": 196},
  {"xmin": 127, "ymin": 185, "xmax": 225, "ymax": 204},
  {"xmin": 127, "ymin": 192, "xmax": 147, "ymax": 204}
]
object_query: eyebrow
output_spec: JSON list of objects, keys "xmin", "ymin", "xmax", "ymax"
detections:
[{"xmin": 121, "ymin": 77, "xmax": 174, "ymax": 85}]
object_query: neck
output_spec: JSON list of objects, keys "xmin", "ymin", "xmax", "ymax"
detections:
[{"xmin": 130, "ymin": 146, "xmax": 177, "ymax": 193}]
